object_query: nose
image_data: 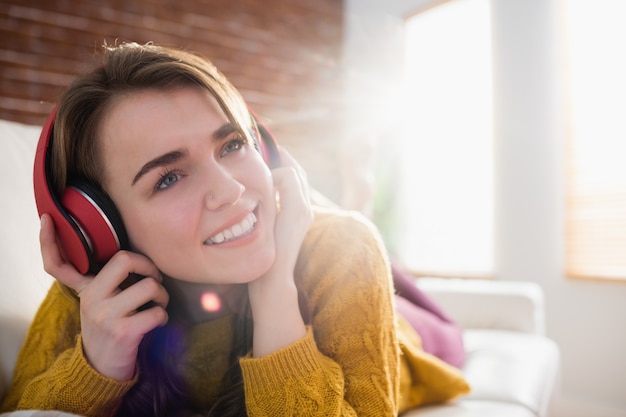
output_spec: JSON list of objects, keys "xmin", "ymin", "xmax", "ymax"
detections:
[{"xmin": 204, "ymin": 165, "xmax": 245, "ymax": 210}]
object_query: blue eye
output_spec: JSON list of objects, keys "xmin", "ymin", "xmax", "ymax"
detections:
[
  {"xmin": 155, "ymin": 170, "xmax": 181, "ymax": 191},
  {"xmin": 221, "ymin": 136, "xmax": 248, "ymax": 157}
]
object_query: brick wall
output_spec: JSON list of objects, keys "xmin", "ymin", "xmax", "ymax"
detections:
[{"xmin": 0, "ymin": 0, "xmax": 345, "ymax": 199}]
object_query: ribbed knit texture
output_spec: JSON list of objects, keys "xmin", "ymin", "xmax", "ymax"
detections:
[
  {"xmin": 1, "ymin": 283, "xmax": 135, "ymax": 416},
  {"xmin": 1, "ymin": 208, "xmax": 469, "ymax": 416}
]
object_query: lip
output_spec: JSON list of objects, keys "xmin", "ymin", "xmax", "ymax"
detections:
[{"xmin": 204, "ymin": 206, "xmax": 259, "ymax": 246}]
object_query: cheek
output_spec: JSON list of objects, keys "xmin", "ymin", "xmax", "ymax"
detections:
[
  {"xmin": 122, "ymin": 202, "xmax": 194, "ymax": 256},
  {"xmin": 250, "ymin": 158, "xmax": 275, "ymax": 200},
  {"xmin": 123, "ymin": 211, "xmax": 160, "ymax": 254}
]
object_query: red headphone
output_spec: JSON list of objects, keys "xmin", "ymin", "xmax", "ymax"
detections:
[{"xmin": 33, "ymin": 107, "xmax": 280, "ymax": 275}]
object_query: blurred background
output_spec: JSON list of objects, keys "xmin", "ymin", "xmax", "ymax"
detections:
[
  {"xmin": 0, "ymin": 0, "xmax": 346, "ymax": 202},
  {"xmin": 1, "ymin": 0, "xmax": 625, "ymax": 416}
]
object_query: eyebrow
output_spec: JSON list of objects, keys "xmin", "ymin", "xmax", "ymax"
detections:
[
  {"xmin": 213, "ymin": 123, "xmax": 239, "ymax": 140},
  {"xmin": 130, "ymin": 123, "xmax": 240, "ymax": 186},
  {"xmin": 132, "ymin": 150, "xmax": 187, "ymax": 186}
]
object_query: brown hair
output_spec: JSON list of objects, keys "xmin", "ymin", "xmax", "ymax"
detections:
[
  {"xmin": 51, "ymin": 41, "xmax": 255, "ymax": 196},
  {"xmin": 51, "ymin": 42, "xmax": 254, "ymax": 417}
]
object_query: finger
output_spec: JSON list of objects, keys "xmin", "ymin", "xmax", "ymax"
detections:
[
  {"xmin": 115, "ymin": 276, "xmax": 170, "ymax": 313},
  {"xmin": 39, "ymin": 214, "xmax": 92, "ymax": 292},
  {"xmin": 277, "ymin": 146, "xmax": 296, "ymax": 167},
  {"xmin": 124, "ymin": 305, "xmax": 169, "ymax": 336},
  {"xmin": 278, "ymin": 167, "xmax": 311, "ymax": 206},
  {"xmin": 89, "ymin": 250, "xmax": 163, "ymax": 298},
  {"xmin": 276, "ymin": 148, "xmax": 310, "ymax": 201},
  {"xmin": 276, "ymin": 148, "xmax": 308, "ymax": 184},
  {"xmin": 272, "ymin": 168, "xmax": 305, "ymax": 206}
]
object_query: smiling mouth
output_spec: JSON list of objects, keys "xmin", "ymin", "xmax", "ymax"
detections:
[{"xmin": 205, "ymin": 212, "xmax": 257, "ymax": 245}]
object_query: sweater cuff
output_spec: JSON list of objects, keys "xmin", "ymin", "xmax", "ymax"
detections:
[
  {"xmin": 239, "ymin": 326, "xmax": 322, "ymax": 389},
  {"xmin": 60, "ymin": 335, "xmax": 137, "ymax": 407}
]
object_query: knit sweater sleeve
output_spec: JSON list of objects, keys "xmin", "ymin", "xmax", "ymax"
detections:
[
  {"xmin": 0, "ymin": 281, "xmax": 135, "ymax": 417},
  {"xmin": 240, "ymin": 209, "xmax": 399, "ymax": 416}
]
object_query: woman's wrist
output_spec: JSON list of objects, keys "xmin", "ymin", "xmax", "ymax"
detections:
[{"xmin": 249, "ymin": 279, "xmax": 306, "ymax": 357}]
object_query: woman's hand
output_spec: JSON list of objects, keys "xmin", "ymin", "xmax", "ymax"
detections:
[
  {"xmin": 39, "ymin": 213, "xmax": 169, "ymax": 381},
  {"xmin": 264, "ymin": 148, "xmax": 314, "ymax": 279},
  {"xmin": 248, "ymin": 148, "xmax": 312, "ymax": 357}
]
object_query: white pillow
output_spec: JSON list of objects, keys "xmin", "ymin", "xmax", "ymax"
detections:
[{"xmin": 0, "ymin": 411, "xmax": 85, "ymax": 417}]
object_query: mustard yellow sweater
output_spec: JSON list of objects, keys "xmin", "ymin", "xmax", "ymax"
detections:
[{"xmin": 1, "ymin": 208, "xmax": 469, "ymax": 416}]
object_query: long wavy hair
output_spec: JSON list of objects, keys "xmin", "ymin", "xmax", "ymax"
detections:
[{"xmin": 51, "ymin": 42, "xmax": 255, "ymax": 417}]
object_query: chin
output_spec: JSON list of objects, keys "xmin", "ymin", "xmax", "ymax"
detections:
[{"xmin": 190, "ymin": 252, "xmax": 277, "ymax": 285}]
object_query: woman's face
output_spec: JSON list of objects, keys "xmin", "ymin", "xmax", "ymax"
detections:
[{"xmin": 99, "ymin": 87, "xmax": 277, "ymax": 284}]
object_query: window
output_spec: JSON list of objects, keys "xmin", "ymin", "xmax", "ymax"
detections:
[
  {"xmin": 564, "ymin": 0, "xmax": 626, "ymax": 281},
  {"xmin": 395, "ymin": 0, "xmax": 494, "ymax": 277}
]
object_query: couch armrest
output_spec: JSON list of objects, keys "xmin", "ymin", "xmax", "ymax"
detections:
[{"xmin": 415, "ymin": 278, "xmax": 546, "ymax": 334}]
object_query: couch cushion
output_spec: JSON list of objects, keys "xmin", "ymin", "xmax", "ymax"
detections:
[
  {"xmin": 0, "ymin": 119, "xmax": 53, "ymax": 320},
  {"xmin": 0, "ymin": 119, "xmax": 54, "ymax": 399},
  {"xmin": 416, "ymin": 278, "xmax": 546, "ymax": 334},
  {"xmin": 462, "ymin": 330, "xmax": 560, "ymax": 417}
]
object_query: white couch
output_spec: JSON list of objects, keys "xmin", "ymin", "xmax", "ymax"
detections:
[{"xmin": 0, "ymin": 119, "xmax": 560, "ymax": 417}]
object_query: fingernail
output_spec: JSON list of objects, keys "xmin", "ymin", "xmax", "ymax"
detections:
[{"xmin": 40, "ymin": 215, "xmax": 46, "ymax": 229}]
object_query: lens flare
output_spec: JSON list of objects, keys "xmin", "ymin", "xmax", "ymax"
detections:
[{"xmin": 201, "ymin": 291, "xmax": 222, "ymax": 313}]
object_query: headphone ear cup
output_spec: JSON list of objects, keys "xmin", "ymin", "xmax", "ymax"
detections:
[
  {"xmin": 34, "ymin": 108, "xmax": 92, "ymax": 275},
  {"xmin": 61, "ymin": 180, "xmax": 129, "ymax": 273},
  {"xmin": 248, "ymin": 110, "xmax": 281, "ymax": 168},
  {"xmin": 33, "ymin": 107, "xmax": 128, "ymax": 275},
  {"xmin": 256, "ymin": 121, "xmax": 281, "ymax": 169}
]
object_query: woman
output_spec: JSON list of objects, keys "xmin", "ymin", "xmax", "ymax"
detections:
[{"xmin": 1, "ymin": 42, "xmax": 468, "ymax": 417}]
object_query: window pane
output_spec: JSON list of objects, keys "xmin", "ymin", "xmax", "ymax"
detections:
[
  {"xmin": 565, "ymin": 0, "xmax": 626, "ymax": 280},
  {"xmin": 397, "ymin": 0, "xmax": 494, "ymax": 276}
]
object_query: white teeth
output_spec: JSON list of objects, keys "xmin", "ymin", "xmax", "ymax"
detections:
[{"xmin": 206, "ymin": 212, "xmax": 257, "ymax": 245}]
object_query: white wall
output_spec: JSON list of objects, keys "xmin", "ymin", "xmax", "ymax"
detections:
[{"xmin": 343, "ymin": 1, "xmax": 626, "ymax": 416}]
